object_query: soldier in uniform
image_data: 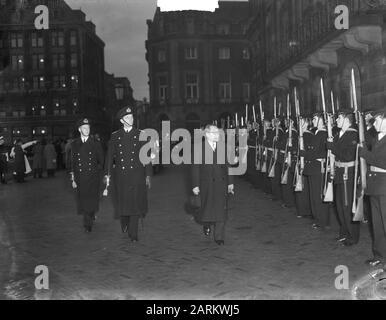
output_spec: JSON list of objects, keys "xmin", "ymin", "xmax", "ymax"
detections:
[
  {"xmin": 69, "ymin": 118, "xmax": 104, "ymax": 233},
  {"xmin": 269, "ymin": 117, "xmax": 285, "ymax": 202},
  {"xmin": 302, "ymin": 113, "xmax": 329, "ymax": 229},
  {"xmin": 327, "ymin": 110, "xmax": 360, "ymax": 246},
  {"xmin": 294, "ymin": 117, "xmax": 313, "ymax": 218},
  {"xmin": 281, "ymin": 117, "xmax": 297, "ymax": 209},
  {"xmin": 0, "ymin": 136, "xmax": 7, "ymax": 184},
  {"xmin": 104, "ymin": 107, "xmax": 152, "ymax": 242},
  {"xmin": 360, "ymin": 109, "xmax": 386, "ymax": 267},
  {"xmin": 262, "ymin": 118, "xmax": 273, "ymax": 195}
]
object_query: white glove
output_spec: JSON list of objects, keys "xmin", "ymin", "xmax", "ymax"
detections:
[
  {"xmin": 193, "ymin": 187, "xmax": 200, "ymax": 195},
  {"xmin": 72, "ymin": 181, "xmax": 77, "ymax": 189},
  {"xmin": 228, "ymin": 184, "xmax": 234, "ymax": 195}
]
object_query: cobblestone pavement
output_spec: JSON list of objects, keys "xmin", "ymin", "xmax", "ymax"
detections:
[{"xmin": 0, "ymin": 165, "xmax": 377, "ymax": 300}]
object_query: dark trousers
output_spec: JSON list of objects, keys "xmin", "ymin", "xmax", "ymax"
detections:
[
  {"xmin": 370, "ymin": 196, "xmax": 386, "ymax": 261},
  {"xmin": 281, "ymin": 171, "xmax": 296, "ymax": 208},
  {"xmin": 270, "ymin": 163, "xmax": 282, "ymax": 201},
  {"xmin": 262, "ymin": 173, "xmax": 272, "ymax": 194},
  {"xmin": 204, "ymin": 221, "xmax": 226, "ymax": 241},
  {"xmin": 47, "ymin": 169, "xmax": 55, "ymax": 177},
  {"xmin": 335, "ymin": 182, "xmax": 360, "ymax": 244},
  {"xmin": 308, "ymin": 173, "xmax": 330, "ymax": 227},
  {"xmin": 295, "ymin": 175, "xmax": 311, "ymax": 217},
  {"xmin": 121, "ymin": 216, "xmax": 140, "ymax": 239},
  {"xmin": 15, "ymin": 171, "xmax": 24, "ymax": 183},
  {"xmin": 83, "ymin": 211, "xmax": 95, "ymax": 228},
  {"xmin": 0, "ymin": 168, "xmax": 6, "ymax": 184},
  {"xmin": 33, "ymin": 168, "xmax": 43, "ymax": 178}
]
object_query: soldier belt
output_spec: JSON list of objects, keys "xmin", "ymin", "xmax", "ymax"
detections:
[
  {"xmin": 335, "ymin": 161, "xmax": 355, "ymax": 168},
  {"xmin": 267, "ymin": 148, "xmax": 274, "ymax": 152},
  {"xmin": 370, "ymin": 166, "xmax": 386, "ymax": 173},
  {"xmin": 280, "ymin": 150, "xmax": 286, "ymax": 154}
]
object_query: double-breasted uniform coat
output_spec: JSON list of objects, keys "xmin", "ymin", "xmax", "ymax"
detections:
[
  {"xmin": 70, "ymin": 136, "xmax": 104, "ymax": 227},
  {"xmin": 106, "ymin": 128, "xmax": 153, "ymax": 220}
]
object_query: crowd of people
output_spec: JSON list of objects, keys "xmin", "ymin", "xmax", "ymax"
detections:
[{"xmin": 0, "ymin": 137, "xmax": 77, "ymax": 184}]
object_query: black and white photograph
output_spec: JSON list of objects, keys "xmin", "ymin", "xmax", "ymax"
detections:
[{"xmin": 1, "ymin": 0, "xmax": 386, "ymax": 304}]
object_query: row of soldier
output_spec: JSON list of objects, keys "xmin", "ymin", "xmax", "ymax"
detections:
[{"xmin": 242, "ymin": 80, "xmax": 386, "ymax": 267}]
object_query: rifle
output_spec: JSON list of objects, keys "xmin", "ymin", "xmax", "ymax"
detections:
[
  {"xmin": 268, "ymin": 98, "xmax": 279, "ymax": 178},
  {"xmin": 322, "ymin": 87, "xmax": 335, "ymax": 202},
  {"xmin": 351, "ymin": 69, "xmax": 367, "ymax": 222},
  {"xmin": 281, "ymin": 94, "xmax": 292, "ymax": 185},
  {"xmin": 260, "ymin": 101, "xmax": 268, "ymax": 173},
  {"xmin": 294, "ymin": 88, "xmax": 304, "ymax": 192},
  {"xmin": 254, "ymin": 104, "xmax": 262, "ymax": 171}
]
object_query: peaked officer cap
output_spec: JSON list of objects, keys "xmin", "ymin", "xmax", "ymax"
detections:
[
  {"xmin": 77, "ymin": 118, "xmax": 91, "ymax": 128},
  {"xmin": 117, "ymin": 106, "xmax": 134, "ymax": 119}
]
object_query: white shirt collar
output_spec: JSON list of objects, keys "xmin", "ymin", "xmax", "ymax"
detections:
[
  {"xmin": 124, "ymin": 127, "xmax": 133, "ymax": 133},
  {"xmin": 82, "ymin": 136, "xmax": 89, "ymax": 143}
]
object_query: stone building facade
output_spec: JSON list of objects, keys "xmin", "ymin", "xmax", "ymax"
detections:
[{"xmin": 146, "ymin": 1, "xmax": 253, "ymax": 132}]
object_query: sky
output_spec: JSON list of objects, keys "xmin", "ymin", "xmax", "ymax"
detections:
[{"xmin": 65, "ymin": 0, "xmax": 245, "ymax": 100}]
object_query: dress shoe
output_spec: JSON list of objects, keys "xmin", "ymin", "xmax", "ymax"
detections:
[
  {"xmin": 336, "ymin": 236, "xmax": 347, "ymax": 242},
  {"xmin": 130, "ymin": 237, "xmax": 138, "ymax": 243},
  {"xmin": 203, "ymin": 226, "xmax": 211, "ymax": 236},
  {"xmin": 365, "ymin": 259, "xmax": 382, "ymax": 267},
  {"xmin": 215, "ymin": 240, "xmax": 225, "ymax": 246},
  {"xmin": 84, "ymin": 226, "xmax": 92, "ymax": 233},
  {"xmin": 341, "ymin": 239, "xmax": 354, "ymax": 247}
]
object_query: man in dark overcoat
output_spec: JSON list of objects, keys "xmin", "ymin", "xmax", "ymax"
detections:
[
  {"xmin": 69, "ymin": 118, "xmax": 104, "ymax": 233},
  {"xmin": 104, "ymin": 106, "xmax": 152, "ymax": 242},
  {"xmin": 191, "ymin": 124, "xmax": 234, "ymax": 246}
]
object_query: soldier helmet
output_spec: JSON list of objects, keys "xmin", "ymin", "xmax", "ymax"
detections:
[
  {"xmin": 76, "ymin": 118, "xmax": 91, "ymax": 128},
  {"xmin": 116, "ymin": 106, "xmax": 134, "ymax": 119}
]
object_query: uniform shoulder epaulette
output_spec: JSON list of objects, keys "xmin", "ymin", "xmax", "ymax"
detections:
[
  {"xmin": 111, "ymin": 130, "xmax": 120, "ymax": 135},
  {"xmin": 347, "ymin": 128, "xmax": 358, "ymax": 133}
]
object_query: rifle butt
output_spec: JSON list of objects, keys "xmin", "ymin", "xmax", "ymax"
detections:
[
  {"xmin": 353, "ymin": 196, "xmax": 364, "ymax": 222},
  {"xmin": 323, "ymin": 182, "xmax": 334, "ymax": 203}
]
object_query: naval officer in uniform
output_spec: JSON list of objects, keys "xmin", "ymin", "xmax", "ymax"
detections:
[
  {"xmin": 69, "ymin": 118, "xmax": 104, "ymax": 232},
  {"xmin": 104, "ymin": 106, "xmax": 152, "ymax": 242}
]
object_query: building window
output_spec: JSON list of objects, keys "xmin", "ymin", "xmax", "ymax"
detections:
[
  {"xmin": 242, "ymin": 48, "xmax": 250, "ymax": 59},
  {"xmin": 32, "ymin": 54, "xmax": 45, "ymax": 70},
  {"xmin": 70, "ymin": 53, "xmax": 78, "ymax": 68},
  {"xmin": 158, "ymin": 49, "xmax": 166, "ymax": 63},
  {"xmin": 115, "ymin": 85, "xmax": 124, "ymax": 100},
  {"xmin": 242, "ymin": 83, "xmax": 250, "ymax": 101},
  {"xmin": 70, "ymin": 30, "xmax": 77, "ymax": 46},
  {"xmin": 185, "ymin": 47, "xmax": 198, "ymax": 60},
  {"xmin": 52, "ymin": 31, "xmax": 64, "ymax": 47},
  {"xmin": 52, "ymin": 54, "xmax": 65, "ymax": 69},
  {"xmin": 158, "ymin": 75, "xmax": 168, "ymax": 100},
  {"xmin": 32, "ymin": 76, "xmax": 45, "ymax": 90},
  {"xmin": 185, "ymin": 73, "xmax": 199, "ymax": 100},
  {"xmin": 219, "ymin": 81, "xmax": 232, "ymax": 101},
  {"xmin": 10, "ymin": 33, "xmax": 23, "ymax": 48},
  {"xmin": 53, "ymin": 75, "xmax": 66, "ymax": 89},
  {"xmin": 70, "ymin": 75, "xmax": 79, "ymax": 89},
  {"xmin": 12, "ymin": 78, "xmax": 25, "ymax": 91},
  {"xmin": 217, "ymin": 24, "xmax": 230, "ymax": 35},
  {"xmin": 11, "ymin": 55, "xmax": 24, "ymax": 70},
  {"xmin": 31, "ymin": 32, "xmax": 44, "ymax": 48},
  {"xmin": 219, "ymin": 47, "xmax": 230, "ymax": 59},
  {"xmin": 187, "ymin": 19, "xmax": 195, "ymax": 34}
]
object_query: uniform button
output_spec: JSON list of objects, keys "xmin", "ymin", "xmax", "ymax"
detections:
[
  {"xmin": 122, "ymin": 167, "xmax": 125, "ymax": 170},
  {"xmin": 131, "ymin": 166, "xmax": 133, "ymax": 169},
  {"xmin": 80, "ymin": 169, "xmax": 82, "ymax": 172}
]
